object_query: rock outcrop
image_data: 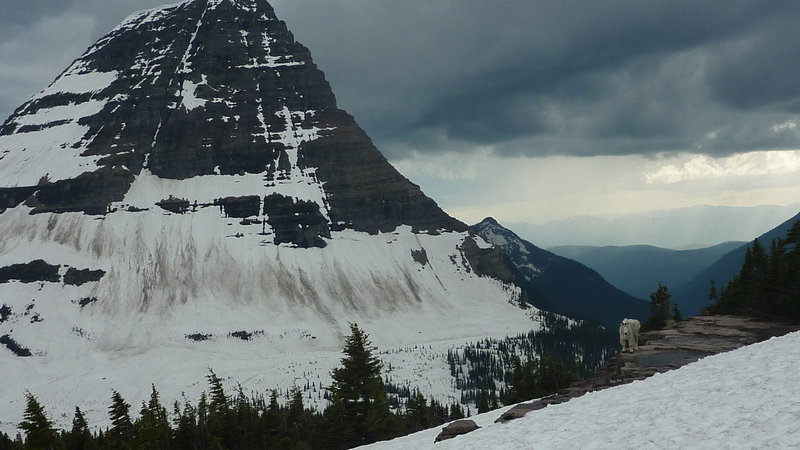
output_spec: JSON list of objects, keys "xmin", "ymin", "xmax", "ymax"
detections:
[{"xmin": 434, "ymin": 419, "xmax": 480, "ymax": 443}]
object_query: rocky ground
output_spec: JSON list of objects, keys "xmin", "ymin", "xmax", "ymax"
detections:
[{"xmin": 494, "ymin": 314, "xmax": 800, "ymax": 423}]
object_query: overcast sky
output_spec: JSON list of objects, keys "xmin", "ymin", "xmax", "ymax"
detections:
[{"xmin": 1, "ymin": 0, "xmax": 799, "ymax": 232}]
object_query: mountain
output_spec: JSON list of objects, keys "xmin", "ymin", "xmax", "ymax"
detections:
[
  {"xmin": 471, "ymin": 218, "xmax": 647, "ymax": 329},
  {"xmin": 508, "ymin": 204, "xmax": 800, "ymax": 249},
  {"xmin": 549, "ymin": 242, "xmax": 745, "ymax": 299},
  {"xmin": 673, "ymin": 211, "xmax": 800, "ymax": 315},
  {"xmin": 0, "ymin": 0, "xmax": 541, "ymax": 431},
  {"xmin": 365, "ymin": 330, "xmax": 800, "ymax": 449}
]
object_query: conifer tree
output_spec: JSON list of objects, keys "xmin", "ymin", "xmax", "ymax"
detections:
[
  {"xmin": 645, "ymin": 283, "xmax": 672, "ymax": 330},
  {"xmin": 326, "ymin": 323, "xmax": 391, "ymax": 448},
  {"xmin": 134, "ymin": 385, "xmax": 170, "ymax": 449},
  {"xmin": 709, "ymin": 220, "xmax": 800, "ymax": 321},
  {"xmin": 449, "ymin": 403, "xmax": 465, "ymax": 420},
  {"xmin": 476, "ymin": 390, "xmax": 490, "ymax": 414},
  {"xmin": 0, "ymin": 431, "xmax": 16, "ymax": 450},
  {"xmin": 108, "ymin": 390, "xmax": 133, "ymax": 447},
  {"xmin": 285, "ymin": 387, "xmax": 311, "ymax": 445},
  {"xmin": 67, "ymin": 407, "xmax": 92, "ymax": 450},
  {"xmin": 18, "ymin": 391, "xmax": 59, "ymax": 450},
  {"xmin": 205, "ymin": 371, "xmax": 230, "ymax": 449},
  {"xmin": 708, "ymin": 279, "xmax": 718, "ymax": 303}
]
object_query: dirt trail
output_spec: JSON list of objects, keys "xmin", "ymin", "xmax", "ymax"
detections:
[{"xmin": 496, "ymin": 315, "xmax": 800, "ymax": 423}]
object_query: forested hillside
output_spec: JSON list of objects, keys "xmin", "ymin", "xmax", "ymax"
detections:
[{"xmin": 707, "ymin": 220, "xmax": 800, "ymax": 321}]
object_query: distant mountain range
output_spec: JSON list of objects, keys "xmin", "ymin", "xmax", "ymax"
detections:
[
  {"xmin": 549, "ymin": 242, "xmax": 744, "ymax": 299},
  {"xmin": 508, "ymin": 204, "xmax": 800, "ymax": 249},
  {"xmin": 472, "ymin": 218, "xmax": 648, "ymax": 329}
]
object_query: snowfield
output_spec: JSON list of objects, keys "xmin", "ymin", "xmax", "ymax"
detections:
[
  {"xmin": 366, "ymin": 330, "xmax": 800, "ymax": 449},
  {"xmin": 0, "ymin": 203, "xmax": 541, "ymax": 433}
]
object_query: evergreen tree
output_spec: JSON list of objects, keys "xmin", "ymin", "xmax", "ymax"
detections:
[
  {"xmin": 645, "ymin": 283, "xmax": 671, "ymax": 330},
  {"xmin": 709, "ymin": 221, "xmax": 800, "ymax": 321},
  {"xmin": 205, "ymin": 371, "xmax": 230, "ymax": 449},
  {"xmin": 325, "ymin": 323, "xmax": 391, "ymax": 448},
  {"xmin": 535, "ymin": 353, "xmax": 576, "ymax": 394},
  {"xmin": 285, "ymin": 387, "xmax": 311, "ymax": 445},
  {"xmin": 133, "ymin": 385, "xmax": 170, "ymax": 449},
  {"xmin": 261, "ymin": 390, "xmax": 284, "ymax": 447},
  {"xmin": 0, "ymin": 431, "xmax": 17, "ymax": 450},
  {"xmin": 506, "ymin": 356, "xmax": 537, "ymax": 404},
  {"xmin": 18, "ymin": 391, "xmax": 59, "ymax": 450},
  {"xmin": 195, "ymin": 393, "xmax": 210, "ymax": 449},
  {"xmin": 448, "ymin": 403, "xmax": 465, "ymax": 420},
  {"xmin": 404, "ymin": 392, "xmax": 428, "ymax": 431},
  {"xmin": 67, "ymin": 407, "xmax": 92, "ymax": 450},
  {"xmin": 107, "ymin": 390, "xmax": 133, "ymax": 447},
  {"xmin": 672, "ymin": 302, "xmax": 684, "ymax": 322},
  {"xmin": 476, "ymin": 390, "xmax": 490, "ymax": 414},
  {"xmin": 708, "ymin": 279, "xmax": 718, "ymax": 303}
]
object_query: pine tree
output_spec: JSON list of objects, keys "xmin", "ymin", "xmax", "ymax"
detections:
[
  {"xmin": 134, "ymin": 385, "xmax": 170, "ymax": 449},
  {"xmin": 708, "ymin": 279, "xmax": 718, "ymax": 303},
  {"xmin": 0, "ymin": 431, "xmax": 16, "ymax": 450},
  {"xmin": 325, "ymin": 323, "xmax": 391, "ymax": 448},
  {"xmin": 672, "ymin": 302, "xmax": 684, "ymax": 322},
  {"xmin": 645, "ymin": 283, "xmax": 671, "ymax": 330},
  {"xmin": 67, "ymin": 407, "xmax": 92, "ymax": 450},
  {"xmin": 404, "ymin": 392, "xmax": 428, "ymax": 431},
  {"xmin": 108, "ymin": 390, "xmax": 133, "ymax": 447},
  {"xmin": 476, "ymin": 390, "xmax": 490, "ymax": 414},
  {"xmin": 205, "ymin": 371, "xmax": 230, "ymax": 449},
  {"xmin": 448, "ymin": 403, "xmax": 465, "ymax": 420},
  {"xmin": 285, "ymin": 387, "xmax": 310, "ymax": 445},
  {"xmin": 709, "ymin": 220, "xmax": 800, "ymax": 321},
  {"xmin": 18, "ymin": 391, "xmax": 59, "ymax": 450}
]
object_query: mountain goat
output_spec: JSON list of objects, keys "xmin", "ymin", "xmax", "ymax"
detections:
[{"xmin": 619, "ymin": 318, "xmax": 641, "ymax": 353}]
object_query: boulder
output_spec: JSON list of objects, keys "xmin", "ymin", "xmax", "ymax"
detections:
[{"xmin": 434, "ymin": 419, "xmax": 480, "ymax": 443}]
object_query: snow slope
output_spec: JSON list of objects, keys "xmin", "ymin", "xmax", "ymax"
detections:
[
  {"xmin": 0, "ymin": 213, "xmax": 539, "ymax": 432},
  {"xmin": 366, "ymin": 330, "xmax": 800, "ymax": 449}
]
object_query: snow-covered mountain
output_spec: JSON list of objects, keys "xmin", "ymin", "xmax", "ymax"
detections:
[
  {"xmin": 472, "ymin": 218, "xmax": 647, "ymax": 328},
  {"xmin": 367, "ymin": 330, "xmax": 800, "ymax": 449},
  {"xmin": 0, "ymin": 0, "xmax": 542, "ymax": 432}
]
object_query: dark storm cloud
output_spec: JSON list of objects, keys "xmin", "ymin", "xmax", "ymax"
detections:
[{"xmin": 2, "ymin": 0, "xmax": 800, "ymax": 159}]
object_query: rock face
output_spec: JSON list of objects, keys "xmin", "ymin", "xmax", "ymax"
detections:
[
  {"xmin": 472, "ymin": 217, "xmax": 648, "ymax": 328},
  {"xmin": 0, "ymin": 0, "xmax": 462, "ymax": 238}
]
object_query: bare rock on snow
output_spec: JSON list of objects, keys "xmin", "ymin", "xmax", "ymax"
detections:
[{"xmin": 434, "ymin": 419, "xmax": 481, "ymax": 443}]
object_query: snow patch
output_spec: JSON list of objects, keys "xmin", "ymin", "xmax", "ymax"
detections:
[{"xmin": 368, "ymin": 331, "xmax": 800, "ymax": 449}]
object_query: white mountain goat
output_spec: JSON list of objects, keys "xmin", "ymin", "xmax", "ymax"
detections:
[{"xmin": 619, "ymin": 318, "xmax": 641, "ymax": 353}]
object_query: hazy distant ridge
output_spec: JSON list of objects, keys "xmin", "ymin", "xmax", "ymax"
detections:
[
  {"xmin": 550, "ymin": 242, "xmax": 744, "ymax": 299},
  {"xmin": 510, "ymin": 204, "xmax": 800, "ymax": 249}
]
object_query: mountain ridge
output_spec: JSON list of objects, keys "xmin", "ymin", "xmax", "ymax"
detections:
[
  {"xmin": 508, "ymin": 203, "xmax": 800, "ymax": 249},
  {"xmin": 471, "ymin": 217, "xmax": 647, "ymax": 329},
  {"xmin": 549, "ymin": 241, "xmax": 745, "ymax": 299}
]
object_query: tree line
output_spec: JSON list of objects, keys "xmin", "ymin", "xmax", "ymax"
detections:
[
  {"xmin": 1, "ymin": 324, "xmax": 481, "ymax": 450},
  {"xmin": 707, "ymin": 220, "xmax": 800, "ymax": 321},
  {"xmin": 2, "ymin": 316, "xmax": 616, "ymax": 449}
]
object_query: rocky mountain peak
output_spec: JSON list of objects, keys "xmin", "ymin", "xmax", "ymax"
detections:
[
  {"xmin": 0, "ymin": 1, "xmax": 537, "ymax": 431},
  {"xmin": 0, "ymin": 0, "xmax": 463, "ymax": 237}
]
